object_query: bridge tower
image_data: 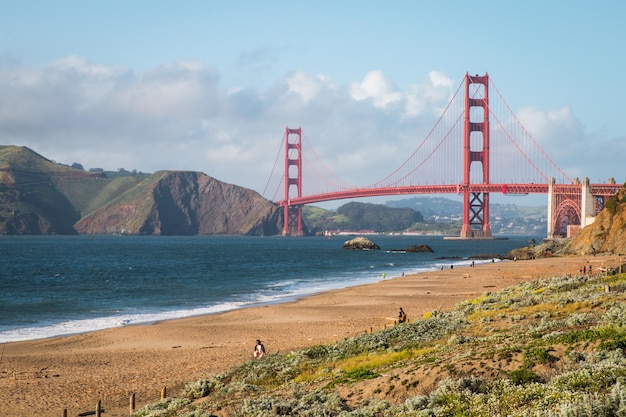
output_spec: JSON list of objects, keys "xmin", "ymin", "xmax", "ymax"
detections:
[
  {"xmin": 282, "ymin": 127, "xmax": 304, "ymax": 236},
  {"xmin": 460, "ymin": 73, "xmax": 492, "ymax": 238}
]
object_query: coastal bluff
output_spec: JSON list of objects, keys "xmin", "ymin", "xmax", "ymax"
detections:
[{"xmin": 0, "ymin": 145, "xmax": 281, "ymax": 235}]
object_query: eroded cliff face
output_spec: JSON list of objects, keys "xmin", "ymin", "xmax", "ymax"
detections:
[
  {"xmin": 0, "ymin": 174, "xmax": 81, "ymax": 235},
  {"xmin": 507, "ymin": 185, "xmax": 626, "ymax": 260},
  {"xmin": 75, "ymin": 171, "xmax": 282, "ymax": 236},
  {"xmin": 0, "ymin": 146, "xmax": 283, "ymax": 235},
  {"xmin": 564, "ymin": 184, "xmax": 626, "ymax": 255}
]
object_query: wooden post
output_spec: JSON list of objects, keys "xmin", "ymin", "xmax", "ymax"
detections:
[
  {"xmin": 62, "ymin": 409, "xmax": 67, "ymax": 417},
  {"xmin": 130, "ymin": 392, "xmax": 136, "ymax": 414},
  {"xmin": 96, "ymin": 400, "xmax": 102, "ymax": 417},
  {"xmin": 161, "ymin": 386, "xmax": 167, "ymax": 399}
]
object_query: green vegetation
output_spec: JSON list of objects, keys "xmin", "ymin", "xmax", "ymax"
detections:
[
  {"xmin": 132, "ymin": 269, "xmax": 626, "ymax": 416},
  {"xmin": 0, "ymin": 145, "xmax": 75, "ymax": 173},
  {"xmin": 0, "ymin": 145, "xmax": 156, "ymax": 233},
  {"xmin": 303, "ymin": 201, "xmax": 424, "ymax": 234},
  {"xmin": 53, "ymin": 173, "xmax": 152, "ymax": 216}
]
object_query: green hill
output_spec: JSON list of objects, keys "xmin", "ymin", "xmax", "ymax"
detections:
[
  {"xmin": 0, "ymin": 146, "xmax": 86, "ymax": 234},
  {"xmin": 304, "ymin": 201, "xmax": 424, "ymax": 234},
  {"xmin": 0, "ymin": 146, "xmax": 281, "ymax": 235}
]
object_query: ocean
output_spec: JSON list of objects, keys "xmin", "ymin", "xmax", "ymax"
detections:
[{"xmin": 0, "ymin": 234, "xmax": 539, "ymax": 343}]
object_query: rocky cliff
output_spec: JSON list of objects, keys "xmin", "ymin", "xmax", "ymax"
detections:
[
  {"xmin": 75, "ymin": 171, "xmax": 282, "ymax": 235},
  {"xmin": 563, "ymin": 183, "xmax": 626, "ymax": 255},
  {"xmin": 0, "ymin": 146, "xmax": 282, "ymax": 235},
  {"xmin": 0, "ymin": 146, "xmax": 83, "ymax": 234},
  {"xmin": 508, "ymin": 183, "xmax": 626, "ymax": 259}
]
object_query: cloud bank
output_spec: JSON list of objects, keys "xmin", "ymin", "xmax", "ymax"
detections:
[{"xmin": 0, "ymin": 56, "xmax": 622, "ymax": 203}]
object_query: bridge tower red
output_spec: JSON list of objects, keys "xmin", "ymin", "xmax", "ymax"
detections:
[
  {"xmin": 282, "ymin": 127, "xmax": 304, "ymax": 236},
  {"xmin": 460, "ymin": 73, "xmax": 492, "ymax": 238}
]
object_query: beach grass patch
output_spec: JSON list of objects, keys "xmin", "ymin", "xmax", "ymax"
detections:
[
  {"xmin": 297, "ymin": 349, "xmax": 418, "ymax": 384},
  {"xmin": 523, "ymin": 347, "xmax": 558, "ymax": 367},
  {"xmin": 326, "ymin": 367, "xmax": 380, "ymax": 388},
  {"xmin": 546, "ymin": 325, "xmax": 626, "ymax": 347},
  {"xmin": 509, "ymin": 367, "xmax": 541, "ymax": 385},
  {"xmin": 339, "ymin": 349, "xmax": 416, "ymax": 371}
]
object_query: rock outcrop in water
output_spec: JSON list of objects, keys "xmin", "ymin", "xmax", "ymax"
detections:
[
  {"xmin": 401, "ymin": 244, "xmax": 434, "ymax": 253},
  {"xmin": 342, "ymin": 236, "xmax": 381, "ymax": 250}
]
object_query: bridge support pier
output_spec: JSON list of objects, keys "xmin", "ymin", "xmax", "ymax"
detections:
[
  {"xmin": 460, "ymin": 73, "xmax": 492, "ymax": 239},
  {"xmin": 282, "ymin": 127, "xmax": 304, "ymax": 236},
  {"xmin": 547, "ymin": 178, "xmax": 555, "ymax": 238},
  {"xmin": 580, "ymin": 178, "xmax": 595, "ymax": 229},
  {"xmin": 460, "ymin": 192, "xmax": 492, "ymax": 238}
]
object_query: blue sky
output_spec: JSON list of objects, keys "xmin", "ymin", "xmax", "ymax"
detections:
[{"xmin": 0, "ymin": 1, "xmax": 624, "ymax": 206}]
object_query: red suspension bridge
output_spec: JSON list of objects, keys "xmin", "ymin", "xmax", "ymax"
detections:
[{"xmin": 265, "ymin": 73, "xmax": 620, "ymax": 238}]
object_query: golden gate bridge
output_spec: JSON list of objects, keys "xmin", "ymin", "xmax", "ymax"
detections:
[{"xmin": 264, "ymin": 73, "xmax": 620, "ymax": 238}]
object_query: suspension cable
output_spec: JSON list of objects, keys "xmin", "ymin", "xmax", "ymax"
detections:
[{"xmin": 262, "ymin": 131, "xmax": 285, "ymax": 198}]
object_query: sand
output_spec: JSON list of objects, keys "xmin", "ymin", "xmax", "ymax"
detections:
[{"xmin": 0, "ymin": 254, "xmax": 620, "ymax": 417}]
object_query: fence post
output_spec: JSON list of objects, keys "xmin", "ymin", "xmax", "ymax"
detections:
[
  {"xmin": 130, "ymin": 392, "xmax": 136, "ymax": 415},
  {"xmin": 62, "ymin": 409, "xmax": 67, "ymax": 417},
  {"xmin": 96, "ymin": 399, "xmax": 102, "ymax": 417},
  {"xmin": 161, "ymin": 386, "xmax": 167, "ymax": 399}
]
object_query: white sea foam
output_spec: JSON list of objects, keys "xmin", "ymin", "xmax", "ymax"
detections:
[{"xmin": 0, "ymin": 301, "xmax": 246, "ymax": 343}]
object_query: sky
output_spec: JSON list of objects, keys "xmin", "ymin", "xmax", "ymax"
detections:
[{"xmin": 1, "ymin": 1, "xmax": 624, "ymax": 207}]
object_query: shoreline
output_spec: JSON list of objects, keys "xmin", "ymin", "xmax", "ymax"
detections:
[
  {"xmin": 0, "ymin": 256, "xmax": 505, "ymax": 345},
  {"xmin": 0, "ymin": 254, "xmax": 619, "ymax": 416}
]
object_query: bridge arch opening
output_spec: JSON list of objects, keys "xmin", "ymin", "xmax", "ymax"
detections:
[{"xmin": 553, "ymin": 200, "xmax": 581, "ymax": 238}]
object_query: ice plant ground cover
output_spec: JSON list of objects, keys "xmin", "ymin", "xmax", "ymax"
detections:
[{"xmin": 133, "ymin": 271, "xmax": 626, "ymax": 417}]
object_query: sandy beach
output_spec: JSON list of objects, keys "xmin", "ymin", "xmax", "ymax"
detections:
[{"xmin": 0, "ymin": 254, "xmax": 620, "ymax": 417}]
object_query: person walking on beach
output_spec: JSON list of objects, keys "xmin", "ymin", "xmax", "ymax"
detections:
[
  {"xmin": 398, "ymin": 307, "xmax": 407, "ymax": 324},
  {"xmin": 253, "ymin": 339, "xmax": 265, "ymax": 359}
]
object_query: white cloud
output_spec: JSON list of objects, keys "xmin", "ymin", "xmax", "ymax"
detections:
[
  {"xmin": 516, "ymin": 105, "xmax": 625, "ymax": 182},
  {"xmin": 429, "ymin": 70, "xmax": 453, "ymax": 88},
  {"xmin": 350, "ymin": 70, "xmax": 403, "ymax": 107},
  {"xmin": 404, "ymin": 71, "xmax": 453, "ymax": 117},
  {"xmin": 0, "ymin": 55, "xmax": 616, "ymax": 201},
  {"xmin": 285, "ymin": 71, "xmax": 333, "ymax": 103}
]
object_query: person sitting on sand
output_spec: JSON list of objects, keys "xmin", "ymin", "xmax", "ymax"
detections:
[
  {"xmin": 253, "ymin": 339, "xmax": 265, "ymax": 359},
  {"xmin": 398, "ymin": 307, "xmax": 407, "ymax": 324}
]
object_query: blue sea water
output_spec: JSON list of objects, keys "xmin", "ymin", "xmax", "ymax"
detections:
[{"xmin": 0, "ymin": 234, "xmax": 539, "ymax": 343}]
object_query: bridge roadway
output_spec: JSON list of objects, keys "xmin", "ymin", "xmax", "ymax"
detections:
[{"xmin": 279, "ymin": 183, "xmax": 620, "ymax": 207}]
